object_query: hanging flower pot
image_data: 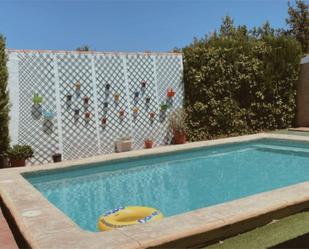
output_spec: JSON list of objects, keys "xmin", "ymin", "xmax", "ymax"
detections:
[
  {"xmin": 74, "ymin": 109, "xmax": 80, "ymax": 116},
  {"xmin": 145, "ymin": 96, "xmax": 151, "ymax": 104},
  {"xmin": 114, "ymin": 93, "xmax": 120, "ymax": 102},
  {"xmin": 103, "ymin": 102, "xmax": 109, "ymax": 112},
  {"xmin": 84, "ymin": 112, "xmax": 91, "ymax": 121},
  {"xmin": 83, "ymin": 96, "xmax": 90, "ymax": 106},
  {"xmin": 43, "ymin": 111, "xmax": 55, "ymax": 120},
  {"xmin": 119, "ymin": 110, "xmax": 125, "ymax": 120},
  {"xmin": 141, "ymin": 81, "xmax": 147, "ymax": 89},
  {"xmin": 33, "ymin": 94, "xmax": 43, "ymax": 105},
  {"xmin": 132, "ymin": 107, "xmax": 139, "ymax": 118},
  {"xmin": 101, "ymin": 117, "xmax": 107, "ymax": 126},
  {"xmin": 134, "ymin": 91, "xmax": 139, "ymax": 100},
  {"xmin": 144, "ymin": 139, "xmax": 153, "ymax": 149},
  {"xmin": 66, "ymin": 94, "xmax": 72, "ymax": 104},
  {"xmin": 160, "ymin": 103, "xmax": 168, "ymax": 112},
  {"xmin": 105, "ymin": 83, "xmax": 111, "ymax": 91},
  {"xmin": 75, "ymin": 82, "xmax": 81, "ymax": 91},
  {"xmin": 167, "ymin": 88, "xmax": 175, "ymax": 98},
  {"xmin": 149, "ymin": 112, "xmax": 155, "ymax": 121}
]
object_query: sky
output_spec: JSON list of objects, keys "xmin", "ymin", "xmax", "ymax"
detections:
[{"xmin": 0, "ymin": 0, "xmax": 294, "ymax": 52}]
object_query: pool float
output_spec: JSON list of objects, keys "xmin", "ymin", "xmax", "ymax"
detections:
[{"xmin": 98, "ymin": 206, "xmax": 164, "ymax": 231}]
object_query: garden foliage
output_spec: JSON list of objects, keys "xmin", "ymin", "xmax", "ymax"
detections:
[
  {"xmin": 183, "ymin": 17, "xmax": 302, "ymax": 141},
  {"xmin": 0, "ymin": 35, "xmax": 9, "ymax": 159}
]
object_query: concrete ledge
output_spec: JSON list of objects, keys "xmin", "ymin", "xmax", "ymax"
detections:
[{"xmin": 0, "ymin": 133, "xmax": 309, "ymax": 249}]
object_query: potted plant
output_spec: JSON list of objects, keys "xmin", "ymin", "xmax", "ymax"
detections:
[
  {"xmin": 32, "ymin": 93, "xmax": 43, "ymax": 105},
  {"xmin": 66, "ymin": 94, "xmax": 72, "ymax": 102},
  {"xmin": 144, "ymin": 139, "xmax": 153, "ymax": 149},
  {"xmin": 169, "ymin": 108, "xmax": 188, "ymax": 144},
  {"xmin": 52, "ymin": 153, "xmax": 62, "ymax": 163},
  {"xmin": 115, "ymin": 136, "xmax": 132, "ymax": 152},
  {"xmin": 7, "ymin": 145, "xmax": 33, "ymax": 167},
  {"xmin": 105, "ymin": 83, "xmax": 111, "ymax": 91},
  {"xmin": 134, "ymin": 91, "xmax": 139, "ymax": 99},
  {"xmin": 167, "ymin": 88, "xmax": 175, "ymax": 98},
  {"xmin": 74, "ymin": 109, "xmax": 80, "ymax": 116}
]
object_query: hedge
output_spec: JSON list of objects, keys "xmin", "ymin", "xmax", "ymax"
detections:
[
  {"xmin": 183, "ymin": 18, "xmax": 302, "ymax": 141},
  {"xmin": 0, "ymin": 35, "xmax": 9, "ymax": 159}
]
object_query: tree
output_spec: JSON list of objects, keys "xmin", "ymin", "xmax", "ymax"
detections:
[
  {"xmin": 76, "ymin": 45, "xmax": 92, "ymax": 51},
  {"xmin": 0, "ymin": 35, "xmax": 10, "ymax": 165},
  {"xmin": 220, "ymin": 16, "xmax": 236, "ymax": 38},
  {"xmin": 286, "ymin": 0, "xmax": 309, "ymax": 54}
]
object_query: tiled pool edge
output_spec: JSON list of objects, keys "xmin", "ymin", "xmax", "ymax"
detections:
[{"xmin": 0, "ymin": 133, "xmax": 308, "ymax": 249}]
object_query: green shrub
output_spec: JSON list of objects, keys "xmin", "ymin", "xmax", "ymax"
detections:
[
  {"xmin": 0, "ymin": 35, "xmax": 10, "ymax": 158},
  {"xmin": 7, "ymin": 145, "xmax": 33, "ymax": 160},
  {"xmin": 183, "ymin": 17, "xmax": 302, "ymax": 141}
]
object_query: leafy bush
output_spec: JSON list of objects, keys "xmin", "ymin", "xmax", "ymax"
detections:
[
  {"xmin": 7, "ymin": 145, "xmax": 34, "ymax": 160},
  {"xmin": 0, "ymin": 35, "xmax": 9, "ymax": 158},
  {"xmin": 183, "ymin": 17, "xmax": 302, "ymax": 141}
]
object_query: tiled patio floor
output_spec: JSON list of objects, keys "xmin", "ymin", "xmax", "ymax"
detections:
[{"xmin": 0, "ymin": 208, "xmax": 18, "ymax": 249}]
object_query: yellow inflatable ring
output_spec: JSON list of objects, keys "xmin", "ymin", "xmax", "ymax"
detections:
[{"xmin": 98, "ymin": 206, "xmax": 164, "ymax": 231}]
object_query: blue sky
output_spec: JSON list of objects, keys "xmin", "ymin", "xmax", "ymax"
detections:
[{"xmin": 0, "ymin": 0, "xmax": 292, "ymax": 52}]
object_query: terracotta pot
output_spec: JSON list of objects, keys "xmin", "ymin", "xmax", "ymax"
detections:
[
  {"xmin": 144, "ymin": 140, "xmax": 153, "ymax": 149},
  {"xmin": 167, "ymin": 89, "xmax": 175, "ymax": 98},
  {"xmin": 52, "ymin": 154, "xmax": 62, "ymax": 163},
  {"xmin": 101, "ymin": 117, "xmax": 107, "ymax": 125},
  {"xmin": 85, "ymin": 112, "xmax": 91, "ymax": 118},
  {"xmin": 149, "ymin": 112, "xmax": 155, "ymax": 119},
  {"xmin": 84, "ymin": 97, "xmax": 89, "ymax": 105},
  {"xmin": 10, "ymin": 158, "xmax": 26, "ymax": 167},
  {"xmin": 119, "ymin": 110, "xmax": 125, "ymax": 117},
  {"xmin": 173, "ymin": 131, "xmax": 186, "ymax": 144},
  {"xmin": 114, "ymin": 94, "xmax": 120, "ymax": 102}
]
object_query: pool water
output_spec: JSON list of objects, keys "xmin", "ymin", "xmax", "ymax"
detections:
[{"xmin": 25, "ymin": 139, "xmax": 309, "ymax": 232}]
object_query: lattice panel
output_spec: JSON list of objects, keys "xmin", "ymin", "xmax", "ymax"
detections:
[
  {"xmin": 156, "ymin": 55, "xmax": 184, "ymax": 144},
  {"xmin": 94, "ymin": 54, "xmax": 131, "ymax": 154},
  {"xmin": 17, "ymin": 53, "xmax": 59, "ymax": 164},
  {"xmin": 57, "ymin": 53, "xmax": 99, "ymax": 160},
  {"xmin": 9, "ymin": 51, "xmax": 184, "ymax": 165},
  {"xmin": 126, "ymin": 54, "xmax": 161, "ymax": 149}
]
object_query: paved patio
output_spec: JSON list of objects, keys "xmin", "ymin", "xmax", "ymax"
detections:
[{"xmin": 0, "ymin": 208, "xmax": 18, "ymax": 249}]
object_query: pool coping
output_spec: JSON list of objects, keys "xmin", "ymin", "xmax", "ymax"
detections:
[{"xmin": 1, "ymin": 133, "xmax": 309, "ymax": 249}]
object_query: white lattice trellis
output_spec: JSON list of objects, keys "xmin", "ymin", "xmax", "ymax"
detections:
[{"xmin": 8, "ymin": 50, "xmax": 184, "ymax": 165}]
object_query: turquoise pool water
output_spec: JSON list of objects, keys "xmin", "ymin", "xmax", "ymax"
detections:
[{"xmin": 25, "ymin": 139, "xmax": 309, "ymax": 232}]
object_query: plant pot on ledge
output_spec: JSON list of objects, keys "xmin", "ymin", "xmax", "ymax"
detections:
[
  {"xmin": 173, "ymin": 130, "xmax": 187, "ymax": 144},
  {"xmin": 144, "ymin": 139, "xmax": 153, "ymax": 149},
  {"xmin": 115, "ymin": 137, "xmax": 132, "ymax": 152},
  {"xmin": 52, "ymin": 153, "xmax": 62, "ymax": 163},
  {"xmin": 7, "ymin": 145, "xmax": 34, "ymax": 167}
]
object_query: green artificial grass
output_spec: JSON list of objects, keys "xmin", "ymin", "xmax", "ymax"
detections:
[{"xmin": 205, "ymin": 211, "xmax": 309, "ymax": 249}]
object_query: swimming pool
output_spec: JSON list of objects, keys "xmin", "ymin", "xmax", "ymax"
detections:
[{"xmin": 25, "ymin": 138, "xmax": 309, "ymax": 232}]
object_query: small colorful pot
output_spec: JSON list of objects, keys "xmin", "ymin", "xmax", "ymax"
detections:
[
  {"xmin": 145, "ymin": 96, "xmax": 151, "ymax": 104},
  {"xmin": 149, "ymin": 112, "xmax": 155, "ymax": 120},
  {"xmin": 85, "ymin": 112, "xmax": 91, "ymax": 120},
  {"xmin": 75, "ymin": 82, "xmax": 81, "ymax": 90},
  {"xmin": 83, "ymin": 97, "xmax": 90, "ymax": 105},
  {"xmin": 33, "ymin": 94, "xmax": 43, "ymax": 105},
  {"xmin": 101, "ymin": 117, "xmax": 107, "ymax": 126},
  {"xmin": 66, "ymin": 94, "xmax": 72, "ymax": 102},
  {"xmin": 167, "ymin": 88, "xmax": 175, "ymax": 98},
  {"xmin": 74, "ymin": 109, "xmax": 80, "ymax": 116},
  {"xmin": 160, "ymin": 103, "xmax": 168, "ymax": 112},
  {"xmin": 43, "ymin": 111, "xmax": 55, "ymax": 120},
  {"xmin": 141, "ymin": 81, "xmax": 146, "ymax": 89},
  {"xmin": 114, "ymin": 93, "xmax": 120, "ymax": 102},
  {"xmin": 105, "ymin": 84, "xmax": 111, "ymax": 91},
  {"xmin": 134, "ymin": 91, "xmax": 139, "ymax": 99},
  {"xmin": 119, "ymin": 110, "xmax": 125, "ymax": 119},
  {"xmin": 133, "ymin": 107, "xmax": 139, "ymax": 117},
  {"xmin": 144, "ymin": 140, "xmax": 153, "ymax": 149}
]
